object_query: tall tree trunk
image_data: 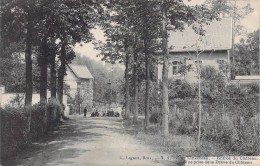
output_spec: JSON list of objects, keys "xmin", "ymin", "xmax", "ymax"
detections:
[
  {"xmin": 25, "ymin": 2, "xmax": 33, "ymax": 134},
  {"xmin": 197, "ymin": 65, "xmax": 202, "ymax": 147},
  {"xmin": 57, "ymin": 40, "xmax": 66, "ymax": 105},
  {"xmin": 50, "ymin": 52, "xmax": 57, "ymax": 98},
  {"xmin": 231, "ymin": 1, "xmax": 237, "ymax": 63},
  {"xmin": 144, "ymin": 39, "xmax": 150, "ymax": 129},
  {"xmin": 25, "ymin": 8, "xmax": 33, "ymax": 107},
  {"xmin": 124, "ymin": 53, "xmax": 130, "ymax": 118},
  {"xmin": 39, "ymin": 39, "xmax": 48, "ymax": 103},
  {"xmin": 231, "ymin": 18, "xmax": 236, "ymax": 79},
  {"xmin": 133, "ymin": 41, "xmax": 139, "ymax": 124},
  {"xmin": 161, "ymin": 1, "xmax": 169, "ymax": 136}
]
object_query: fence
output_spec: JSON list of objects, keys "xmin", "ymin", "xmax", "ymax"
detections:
[{"xmin": 167, "ymin": 97, "xmax": 260, "ymax": 155}]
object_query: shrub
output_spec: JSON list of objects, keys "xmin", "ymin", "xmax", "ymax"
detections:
[
  {"xmin": 29, "ymin": 103, "xmax": 47, "ymax": 140},
  {"xmin": 169, "ymin": 110, "xmax": 195, "ymax": 135},
  {"xmin": 200, "ymin": 66, "xmax": 227, "ymax": 101},
  {"xmin": 248, "ymin": 83, "xmax": 260, "ymax": 97},
  {"xmin": 47, "ymin": 98, "xmax": 63, "ymax": 128},
  {"xmin": 231, "ymin": 114, "xmax": 260, "ymax": 155},
  {"xmin": 202, "ymin": 113, "xmax": 239, "ymax": 146},
  {"xmin": 225, "ymin": 84, "xmax": 247, "ymax": 98},
  {"xmin": 168, "ymin": 79, "xmax": 196, "ymax": 99},
  {"xmin": 0, "ymin": 107, "xmax": 28, "ymax": 158},
  {"xmin": 0, "ymin": 101, "xmax": 63, "ymax": 158},
  {"xmin": 168, "ymin": 100, "xmax": 198, "ymax": 135},
  {"xmin": 149, "ymin": 112, "xmax": 160, "ymax": 124},
  {"xmin": 168, "ymin": 98, "xmax": 260, "ymax": 155}
]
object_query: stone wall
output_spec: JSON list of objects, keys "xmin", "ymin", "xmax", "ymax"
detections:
[{"xmin": 80, "ymin": 79, "xmax": 94, "ymax": 109}]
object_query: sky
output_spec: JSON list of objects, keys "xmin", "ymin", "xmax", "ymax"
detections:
[
  {"xmin": 74, "ymin": 0, "xmax": 260, "ymax": 61},
  {"xmin": 74, "ymin": 28, "xmax": 105, "ymax": 61}
]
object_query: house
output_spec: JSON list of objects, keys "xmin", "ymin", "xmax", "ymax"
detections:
[
  {"xmin": 158, "ymin": 18, "xmax": 232, "ymax": 83},
  {"xmin": 64, "ymin": 64, "xmax": 94, "ymax": 110}
]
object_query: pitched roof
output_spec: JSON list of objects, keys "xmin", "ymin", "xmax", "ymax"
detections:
[
  {"xmin": 235, "ymin": 75, "xmax": 260, "ymax": 80},
  {"xmin": 68, "ymin": 64, "xmax": 93, "ymax": 79},
  {"xmin": 231, "ymin": 75, "xmax": 260, "ymax": 85},
  {"xmin": 168, "ymin": 17, "xmax": 232, "ymax": 52}
]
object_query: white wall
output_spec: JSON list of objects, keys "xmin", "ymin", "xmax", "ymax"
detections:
[
  {"xmin": 184, "ymin": 59, "xmax": 222, "ymax": 83},
  {"xmin": 158, "ymin": 51, "xmax": 229, "ymax": 83},
  {"xmin": 64, "ymin": 69, "xmax": 78, "ymax": 98},
  {"xmin": 0, "ymin": 91, "xmax": 67, "ymax": 108}
]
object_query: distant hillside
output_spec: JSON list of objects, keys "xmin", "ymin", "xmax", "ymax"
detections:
[{"xmin": 72, "ymin": 53, "xmax": 125, "ymax": 104}]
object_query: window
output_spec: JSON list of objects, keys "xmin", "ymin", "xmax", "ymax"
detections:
[
  {"xmin": 217, "ymin": 59, "xmax": 225, "ymax": 64},
  {"xmin": 195, "ymin": 60, "xmax": 202, "ymax": 64},
  {"xmin": 172, "ymin": 61, "xmax": 180, "ymax": 75},
  {"xmin": 195, "ymin": 60, "xmax": 202, "ymax": 67}
]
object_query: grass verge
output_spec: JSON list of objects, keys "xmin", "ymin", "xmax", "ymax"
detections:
[{"xmin": 122, "ymin": 117, "xmax": 234, "ymax": 166}]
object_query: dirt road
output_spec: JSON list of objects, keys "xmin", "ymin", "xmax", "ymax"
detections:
[{"xmin": 2, "ymin": 115, "xmax": 172, "ymax": 166}]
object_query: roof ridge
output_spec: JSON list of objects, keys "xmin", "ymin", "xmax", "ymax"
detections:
[
  {"xmin": 67, "ymin": 64, "xmax": 93, "ymax": 79},
  {"xmin": 168, "ymin": 18, "xmax": 232, "ymax": 52},
  {"xmin": 67, "ymin": 64, "xmax": 80, "ymax": 79}
]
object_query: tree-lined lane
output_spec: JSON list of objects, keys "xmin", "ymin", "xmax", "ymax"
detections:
[{"xmin": 3, "ymin": 116, "xmax": 171, "ymax": 166}]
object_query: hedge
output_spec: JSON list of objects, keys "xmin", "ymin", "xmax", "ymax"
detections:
[{"xmin": 0, "ymin": 99, "xmax": 63, "ymax": 158}]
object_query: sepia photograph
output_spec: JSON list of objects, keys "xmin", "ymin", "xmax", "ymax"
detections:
[{"xmin": 0, "ymin": 0, "xmax": 259, "ymax": 165}]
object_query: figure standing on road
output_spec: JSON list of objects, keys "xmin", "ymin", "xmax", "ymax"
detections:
[{"xmin": 83, "ymin": 106, "xmax": 87, "ymax": 117}]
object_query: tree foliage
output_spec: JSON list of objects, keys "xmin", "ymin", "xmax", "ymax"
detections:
[
  {"xmin": 72, "ymin": 54, "xmax": 125, "ymax": 105},
  {"xmin": 232, "ymin": 29, "xmax": 259, "ymax": 76},
  {"xmin": 206, "ymin": 0, "xmax": 254, "ymax": 37},
  {"xmin": 1, "ymin": 0, "xmax": 106, "ymax": 104}
]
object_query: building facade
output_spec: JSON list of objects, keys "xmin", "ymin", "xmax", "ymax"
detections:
[
  {"xmin": 64, "ymin": 64, "xmax": 94, "ymax": 110},
  {"xmin": 158, "ymin": 18, "xmax": 232, "ymax": 83}
]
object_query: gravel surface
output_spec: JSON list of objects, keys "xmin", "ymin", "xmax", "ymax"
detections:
[{"xmin": 2, "ymin": 115, "xmax": 172, "ymax": 166}]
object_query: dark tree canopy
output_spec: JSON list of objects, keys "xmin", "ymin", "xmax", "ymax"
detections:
[{"xmin": 232, "ymin": 29, "xmax": 259, "ymax": 76}]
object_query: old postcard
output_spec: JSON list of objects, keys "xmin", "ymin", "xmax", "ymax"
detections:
[{"xmin": 0, "ymin": 0, "xmax": 259, "ymax": 165}]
